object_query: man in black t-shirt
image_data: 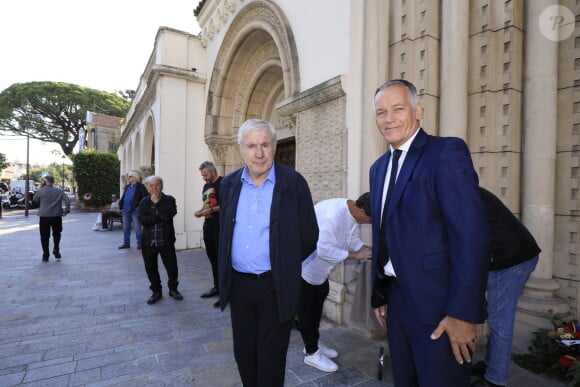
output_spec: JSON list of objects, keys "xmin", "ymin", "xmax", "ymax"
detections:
[
  {"xmin": 471, "ymin": 187, "xmax": 540, "ymax": 387},
  {"xmin": 194, "ymin": 161, "xmax": 222, "ymax": 307}
]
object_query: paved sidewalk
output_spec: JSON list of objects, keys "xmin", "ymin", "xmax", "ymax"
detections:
[{"xmin": 0, "ymin": 203, "xmax": 566, "ymax": 386}]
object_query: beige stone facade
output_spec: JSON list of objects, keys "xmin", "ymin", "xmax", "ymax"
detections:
[
  {"xmin": 82, "ymin": 112, "xmax": 123, "ymax": 152},
  {"xmin": 118, "ymin": 0, "xmax": 579, "ymax": 351}
]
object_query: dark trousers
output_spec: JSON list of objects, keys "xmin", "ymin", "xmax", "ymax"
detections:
[
  {"xmin": 203, "ymin": 221, "xmax": 219, "ymax": 289},
  {"xmin": 229, "ymin": 271, "xmax": 292, "ymax": 387},
  {"xmin": 101, "ymin": 210, "xmax": 121, "ymax": 229},
  {"xmin": 386, "ymin": 279, "xmax": 471, "ymax": 387},
  {"xmin": 39, "ymin": 216, "xmax": 62, "ymax": 256},
  {"xmin": 141, "ymin": 244, "xmax": 179, "ymax": 293},
  {"xmin": 298, "ymin": 278, "xmax": 330, "ymax": 355}
]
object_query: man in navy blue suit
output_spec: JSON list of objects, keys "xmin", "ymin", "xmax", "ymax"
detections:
[{"xmin": 369, "ymin": 79, "xmax": 490, "ymax": 386}]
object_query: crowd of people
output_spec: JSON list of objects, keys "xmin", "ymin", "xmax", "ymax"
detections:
[{"xmin": 34, "ymin": 79, "xmax": 540, "ymax": 387}]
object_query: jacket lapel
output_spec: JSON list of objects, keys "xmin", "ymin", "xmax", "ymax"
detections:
[
  {"xmin": 372, "ymin": 154, "xmax": 390, "ymax": 231},
  {"xmin": 386, "ymin": 129, "xmax": 428, "ymax": 220}
]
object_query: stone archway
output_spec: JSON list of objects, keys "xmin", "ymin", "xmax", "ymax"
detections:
[
  {"xmin": 204, "ymin": 1, "xmax": 300, "ymax": 173},
  {"xmin": 143, "ymin": 115, "xmax": 155, "ymax": 173}
]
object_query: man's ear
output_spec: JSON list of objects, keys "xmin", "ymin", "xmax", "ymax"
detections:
[{"xmin": 416, "ymin": 103, "xmax": 424, "ymax": 121}]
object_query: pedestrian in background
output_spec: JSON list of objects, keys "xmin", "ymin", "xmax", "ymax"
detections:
[
  {"xmin": 471, "ymin": 187, "xmax": 540, "ymax": 387},
  {"xmin": 101, "ymin": 193, "xmax": 122, "ymax": 230},
  {"xmin": 138, "ymin": 175, "xmax": 182, "ymax": 305},
  {"xmin": 118, "ymin": 170, "xmax": 148, "ymax": 249},
  {"xmin": 194, "ymin": 161, "xmax": 222, "ymax": 307},
  {"xmin": 300, "ymin": 193, "xmax": 372, "ymax": 373},
  {"xmin": 33, "ymin": 174, "xmax": 70, "ymax": 261},
  {"xmin": 217, "ymin": 119, "xmax": 319, "ymax": 386}
]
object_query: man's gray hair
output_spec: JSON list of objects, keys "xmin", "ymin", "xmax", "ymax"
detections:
[
  {"xmin": 199, "ymin": 161, "xmax": 216, "ymax": 172},
  {"xmin": 375, "ymin": 79, "xmax": 419, "ymax": 107},
  {"xmin": 237, "ymin": 119, "xmax": 277, "ymax": 145}
]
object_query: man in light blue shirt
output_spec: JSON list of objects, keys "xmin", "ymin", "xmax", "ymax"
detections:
[{"xmin": 217, "ymin": 119, "xmax": 319, "ymax": 387}]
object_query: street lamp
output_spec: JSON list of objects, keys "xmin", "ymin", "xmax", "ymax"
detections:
[
  {"xmin": 61, "ymin": 155, "xmax": 66, "ymax": 189},
  {"xmin": 24, "ymin": 121, "xmax": 31, "ymax": 217}
]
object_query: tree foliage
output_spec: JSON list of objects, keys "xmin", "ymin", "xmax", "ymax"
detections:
[
  {"xmin": 0, "ymin": 82, "xmax": 130, "ymax": 156},
  {"xmin": 72, "ymin": 150, "xmax": 120, "ymax": 208},
  {"xmin": 18, "ymin": 163, "xmax": 72, "ymax": 188}
]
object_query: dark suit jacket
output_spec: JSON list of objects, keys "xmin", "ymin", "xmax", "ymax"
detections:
[
  {"xmin": 218, "ymin": 163, "xmax": 319, "ymax": 322},
  {"xmin": 119, "ymin": 182, "xmax": 148, "ymax": 213},
  {"xmin": 370, "ymin": 128, "xmax": 490, "ymax": 325}
]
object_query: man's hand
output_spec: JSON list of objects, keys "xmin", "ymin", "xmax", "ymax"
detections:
[
  {"xmin": 430, "ymin": 316, "xmax": 477, "ymax": 364},
  {"xmin": 356, "ymin": 246, "xmax": 372, "ymax": 260},
  {"xmin": 194, "ymin": 208, "xmax": 212, "ymax": 218},
  {"xmin": 349, "ymin": 246, "xmax": 372, "ymax": 260},
  {"xmin": 373, "ymin": 306, "xmax": 387, "ymax": 329}
]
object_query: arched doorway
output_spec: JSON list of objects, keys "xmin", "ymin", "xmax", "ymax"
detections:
[{"xmin": 204, "ymin": 1, "xmax": 300, "ymax": 173}]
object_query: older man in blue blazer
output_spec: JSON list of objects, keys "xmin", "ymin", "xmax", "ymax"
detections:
[
  {"xmin": 370, "ymin": 79, "xmax": 490, "ymax": 387},
  {"xmin": 218, "ymin": 119, "xmax": 319, "ymax": 387}
]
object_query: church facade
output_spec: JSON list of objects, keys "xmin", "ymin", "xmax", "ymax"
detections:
[{"xmin": 117, "ymin": 0, "xmax": 579, "ymax": 349}]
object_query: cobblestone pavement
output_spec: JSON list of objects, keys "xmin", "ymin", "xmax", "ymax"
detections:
[{"xmin": 0, "ymin": 202, "xmax": 566, "ymax": 386}]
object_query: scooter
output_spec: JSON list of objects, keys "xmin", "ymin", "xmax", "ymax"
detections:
[{"xmin": 2, "ymin": 191, "xmax": 37, "ymax": 209}]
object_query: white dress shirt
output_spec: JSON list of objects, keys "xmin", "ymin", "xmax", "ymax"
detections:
[
  {"xmin": 302, "ymin": 198, "xmax": 365, "ymax": 285},
  {"xmin": 381, "ymin": 128, "xmax": 421, "ymax": 276}
]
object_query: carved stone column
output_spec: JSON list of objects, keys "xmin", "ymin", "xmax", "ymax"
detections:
[
  {"xmin": 515, "ymin": 0, "xmax": 569, "ymax": 351},
  {"xmin": 439, "ymin": 0, "xmax": 469, "ymax": 138}
]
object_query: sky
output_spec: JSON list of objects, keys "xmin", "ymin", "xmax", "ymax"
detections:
[{"xmin": 0, "ymin": 0, "xmax": 200, "ymax": 165}]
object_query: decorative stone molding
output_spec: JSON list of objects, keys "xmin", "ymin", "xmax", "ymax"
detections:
[
  {"xmin": 276, "ymin": 76, "xmax": 345, "ymax": 118},
  {"xmin": 120, "ymin": 64, "xmax": 206, "ymax": 144}
]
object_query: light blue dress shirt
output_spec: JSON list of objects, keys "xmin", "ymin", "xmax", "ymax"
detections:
[{"xmin": 231, "ymin": 165, "xmax": 276, "ymax": 274}]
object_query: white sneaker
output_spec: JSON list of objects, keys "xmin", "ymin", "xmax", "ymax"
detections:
[
  {"xmin": 303, "ymin": 343, "xmax": 339, "ymax": 359},
  {"xmin": 304, "ymin": 349, "xmax": 338, "ymax": 372}
]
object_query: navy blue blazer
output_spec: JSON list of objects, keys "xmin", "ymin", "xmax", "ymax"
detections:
[
  {"xmin": 217, "ymin": 163, "xmax": 319, "ymax": 322},
  {"xmin": 369, "ymin": 129, "xmax": 490, "ymax": 325}
]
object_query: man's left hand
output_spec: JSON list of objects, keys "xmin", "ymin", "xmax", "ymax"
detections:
[{"xmin": 430, "ymin": 315, "xmax": 476, "ymax": 364}]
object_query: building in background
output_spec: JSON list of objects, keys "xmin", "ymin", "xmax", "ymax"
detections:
[
  {"xmin": 116, "ymin": 0, "xmax": 579, "ymax": 350},
  {"xmin": 80, "ymin": 111, "xmax": 123, "ymax": 153}
]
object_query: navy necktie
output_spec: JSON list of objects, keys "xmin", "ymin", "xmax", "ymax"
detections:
[{"xmin": 378, "ymin": 149, "xmax": 402, "ymax": 268}]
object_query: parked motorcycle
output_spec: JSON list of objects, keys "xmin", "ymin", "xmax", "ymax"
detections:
[{"xmin": 2, "ymin": 190, "xmax": 37, "ymax": 209}]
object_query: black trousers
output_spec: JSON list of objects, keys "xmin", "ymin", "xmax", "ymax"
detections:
[
  {"xmin": 141, "ymin": 244, "xmax": 179, "ymax": 293},
  {"xmin": 203, "ymin": 221, "xmax": 219, "ymax": 289},
  {"xmin": 298, "ymin": 278, "xmax": 330, "ymax": 355},
  {"xmin": 39, "ymin": 216, "xmax": 62, "ymax": 256},
  {"xmin": 101, "ymin": 210, "xmax": 121, "ymax": 228},
  {"xmin": 229, "ymin": 271, "xmax": 292, "ymax": 387}
]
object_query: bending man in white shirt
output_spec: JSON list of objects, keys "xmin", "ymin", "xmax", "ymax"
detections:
[{"xmin": 300, "ymin": 193, "xmax": 372, "ymax": 372}]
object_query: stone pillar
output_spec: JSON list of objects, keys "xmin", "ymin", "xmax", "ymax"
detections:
[
  {"xmin": 341, "ymin": 0, "xmax": 389, "ymax": 338},
  {"xmin": 439, "ymin": 0, "xmax": 469, "ymax": 138},
  {"xmin": 346, "ymin": 0, "xmax": 389, "ymax": 194},
  {"xmin": 515, "ymin": 0, "xmax": 569, "ymax": 352}
]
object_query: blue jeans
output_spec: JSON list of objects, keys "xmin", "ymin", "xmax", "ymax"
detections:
[
  {"xmin": 485, "ymin": 255, "xmax": 539, "ymax": 385},
  {"xmin": 122, "ymin": 211, "xmax": 142, "ymax": 246}
]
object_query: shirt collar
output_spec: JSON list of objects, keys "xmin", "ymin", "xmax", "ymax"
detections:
[{"xmin": 240, "ymin": 163, "xmax": 277, "ymax": 186}]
